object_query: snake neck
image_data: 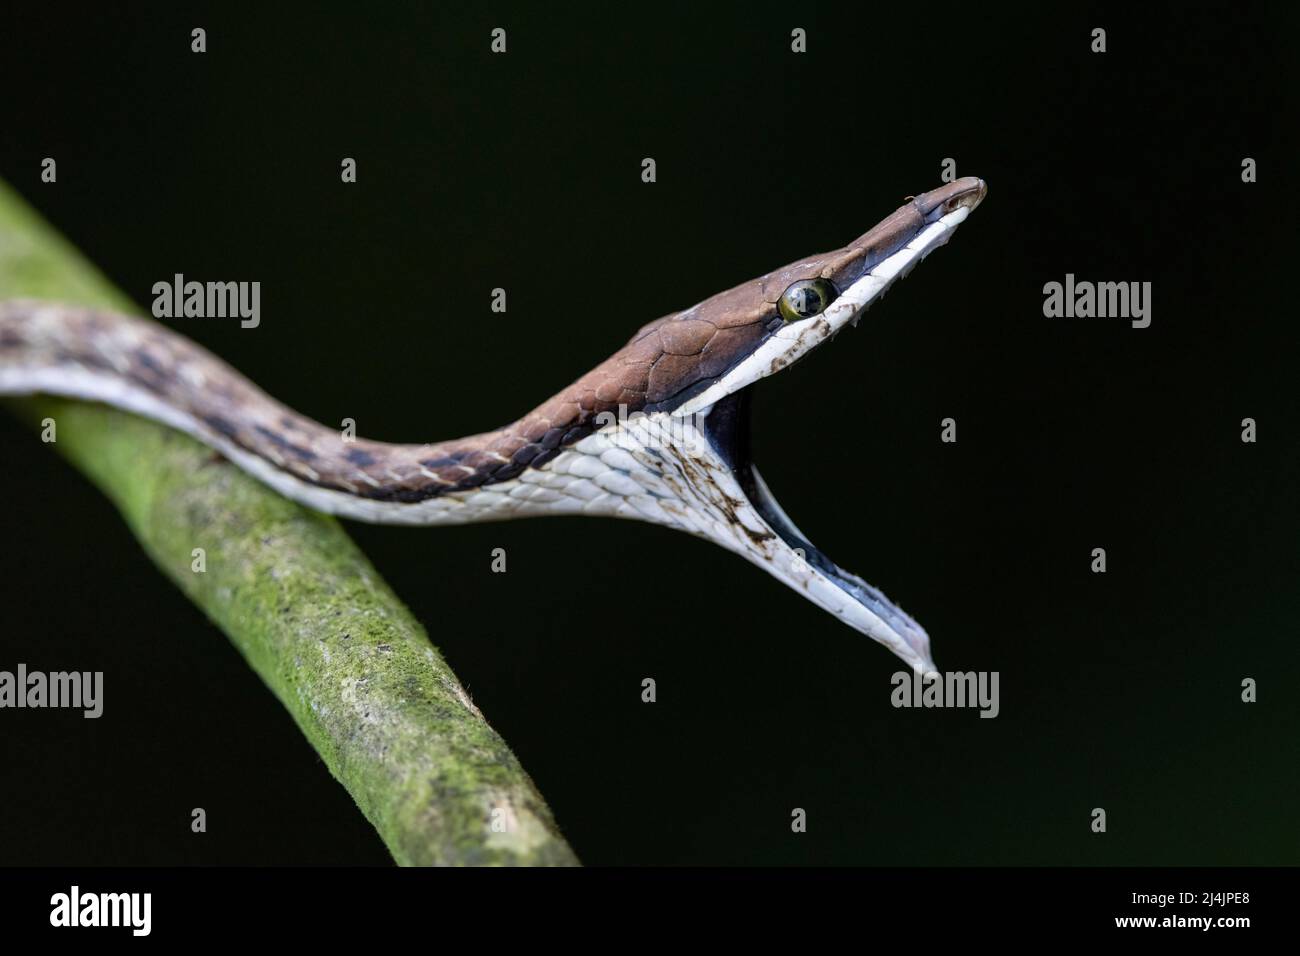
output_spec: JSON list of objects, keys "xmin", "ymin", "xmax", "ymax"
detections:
[{"xmin": 0, "ymin": 301, "xmax": 600, "ymax": 523}]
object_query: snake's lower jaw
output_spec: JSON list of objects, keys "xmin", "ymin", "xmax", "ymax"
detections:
[
  {"xmin": 732, "ymin": 458, "xmax": 937, "ymax": 674},
  {"xmin": 572, "ymin": 397, "xmax": 934, "ymax": 670},
  {"xmin": 645, "ymin": 392, "xmax": 938, "ymax": 673}
]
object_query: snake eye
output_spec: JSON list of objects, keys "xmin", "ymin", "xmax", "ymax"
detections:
[{"xmin": 778, "ymin": 278, "xmax": 839, "ymax": 323}]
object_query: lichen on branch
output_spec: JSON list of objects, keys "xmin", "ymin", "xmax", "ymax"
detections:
[{"xmin": 0, "ymin": 180, "xmax": 576, "ymax": 866}]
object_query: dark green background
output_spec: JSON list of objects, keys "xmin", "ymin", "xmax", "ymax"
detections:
[{"xmin": 0, "ymin": 3, "xmax": 1295, "ymax": 865}]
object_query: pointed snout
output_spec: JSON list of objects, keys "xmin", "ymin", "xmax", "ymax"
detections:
[{"xmin": 916, "ymin": 176, "xmax": 987, "ymax": 222}]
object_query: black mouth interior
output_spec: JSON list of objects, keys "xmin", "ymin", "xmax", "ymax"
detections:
[
  {"xmin": 702, "ymin": 388, "xmax": 923, "ymax": 644},
  {"xmin": 702, "ymin": 389, "xmax": 834, "ymax": 576}
]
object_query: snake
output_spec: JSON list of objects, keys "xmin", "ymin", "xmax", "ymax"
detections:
[{"xmin": 0, "ymin": 177, "xmax": 986, "ymax": 673}]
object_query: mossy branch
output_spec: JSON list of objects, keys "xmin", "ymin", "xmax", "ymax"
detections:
[{"xmin": 0, "ymin": 180, "xmax": 577, "ymax": 866}]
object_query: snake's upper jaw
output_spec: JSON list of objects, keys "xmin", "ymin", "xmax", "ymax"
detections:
[{"xmin": 674, "ymin": 178, "xmax": 986, "ymax": 420}]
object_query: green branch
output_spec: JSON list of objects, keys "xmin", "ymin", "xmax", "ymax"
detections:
[{"xmin": 0, "ymin": 180, "xmax": 577, "ymax": 866}]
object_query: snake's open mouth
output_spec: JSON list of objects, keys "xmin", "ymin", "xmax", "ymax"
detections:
[
  {"xmin": 697, "ymin": 386, "xmax": 937, "ymax": 673},
  {"xmin": 667, "ymin": 180, "xmax": 987, "ymax": 672}
]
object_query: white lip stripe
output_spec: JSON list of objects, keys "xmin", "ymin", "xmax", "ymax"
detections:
[{"xmin": 676, "ymin": 205, "xmax": 971, "ymax": 417}]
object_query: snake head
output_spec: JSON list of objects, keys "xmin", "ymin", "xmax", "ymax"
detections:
[{"xmin": 552, "ymin": 179, "xmax": 986, "ymax": 673}]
